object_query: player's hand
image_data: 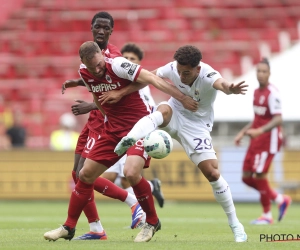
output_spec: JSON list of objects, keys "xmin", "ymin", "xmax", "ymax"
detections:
[
  {"xmin": 181, "ymin": 96, "xmax": 198, "ymax": 112},
  {"xmin": 234, "ymin": 132, "xmax": 244, "ymax": 146},
  {"xmin": 62, "ymin": 79, "xmax": 81, "ymax": 94},
  {"xmin": 71, "ymin": 100, "xmax": 94, "ymax": 115},
  {"xmin": 98, "ymin": 90, "xmax": 123, "ymax": 105},
  {"xmin": 245, "ymin": 128, "xmax": 263, "ymax": 139},
  {"xmin": 229, "ymin": 81, "xmax": 248, "ymax": 95}
]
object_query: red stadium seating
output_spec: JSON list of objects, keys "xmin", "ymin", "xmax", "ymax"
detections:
[{"xmin": 1, "ymin": 0, "xmax": 299, "ymax": 148}]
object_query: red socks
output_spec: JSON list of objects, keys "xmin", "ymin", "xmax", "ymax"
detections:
[
  {"xmin": 255, "ymin": 178, "xmax": 278, "ymax": 213},
  {"xmin": 94, "ymin": 177, "xmax": 128, "ymax": 202},
  {"xmin": 65, "ymin": 179, "xmax": 94, "ymax": 228},
  {"xmin": 132, "ymin": 177, "xmax": 158, "ymax": 225}
]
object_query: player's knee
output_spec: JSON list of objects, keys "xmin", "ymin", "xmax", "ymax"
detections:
[
  {"xmin": 78, "ymin": 168, "xmax": 94, "ymax": 183},
  {"xmin": 157, "ymin": 105, "xmax": 172, "ymax": 127},
  {"xmin": 205, "ymin": 169, "xmax": 220, "ymax": 182}
]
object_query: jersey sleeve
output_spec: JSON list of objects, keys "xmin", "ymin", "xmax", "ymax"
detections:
[
  {"xmin": 203, "ymin": 64, "xmax": 222, "ymax": 87},
  {"xmin": 156, "ymin": 62, "xmax": 174, "ymax": 79},
  {"xmin": 268, "ymin": 89, "xmax": 282, "ymax": 115},
  {"xmin": 112, "ymin": 57, "xmax": 142, "ymax": 82}
]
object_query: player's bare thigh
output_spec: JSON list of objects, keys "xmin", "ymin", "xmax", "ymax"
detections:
[
  {"xmin": 156, "ymin": 103, "xmax": 173, "ymax": 127},
  {"xmin": 79, "ymin": 158, "xmax": 108, "ymax": 184}
]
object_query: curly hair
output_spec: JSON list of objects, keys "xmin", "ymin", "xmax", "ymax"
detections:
[
  {"xmin": 91, "ymin": 11, "xmax": 114, "ymax": 28},
  {"xmin": 174, "ymin": 45, "xmax": 202, "ymax": 68},
  {"xmin": 121, "ymin": 43, "xmax": 144, "ymax": 61}
]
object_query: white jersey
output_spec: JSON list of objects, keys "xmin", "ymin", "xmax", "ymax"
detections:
[{"xmin": 156, "ymin": 61, "xmax": 222, "ymax": 132}]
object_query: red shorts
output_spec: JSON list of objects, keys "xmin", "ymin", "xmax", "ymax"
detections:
[
  {"xmin": 75, "ymin": 124, "xmax": 89, "ymax": 155},
  {"xmin": 84, "ymin": 130, "xmax": 150, "ymax": 168},
  {"xmin": 242, "ymin": 147, "xmax": 276, "ymax": 174}
]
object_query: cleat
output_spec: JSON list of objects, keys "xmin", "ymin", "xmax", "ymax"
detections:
[
  {"xmin": 114, "ymin": 136, "xmax": 136, "ymax": 156},
  {"xmin": 72, "ymin": 231, "xmax": 107, "ymax": 240},
  {"xmin": 131, "ymin": 202, "xmax": 146, "ymax": 229},
  {"xmin": 44, "ymin": 225, "xmax": 75, "ymax": 241},
  {"xmin": 134, "ymin": 220, "xmax": 161, "ymax": 243},
  {"xmin": 229, "ymin": 222, "xmax": 247, "ymax": 242},
  {"xmin": 250, "ymin": 216, "xmax": 273, "ymax": 225},
  {"xmin": 278, "ymin": 195, "xmax": 292, "ymax": 222},
  {"xmin": 150, "ymin": 178, "xmax": 164, "ymax": 208}
]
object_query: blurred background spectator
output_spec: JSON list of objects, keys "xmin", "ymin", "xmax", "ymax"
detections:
[
  {"xmin": 49, "ymin": 112, "xmax": 79, "ymax": 151},
  {"xmin": 6, "ymin": 110, "xmax": 27, "ymax": 148},
  {"xmin": 0, "ymin": 121, "xmax": 12, "ymax": 150}
]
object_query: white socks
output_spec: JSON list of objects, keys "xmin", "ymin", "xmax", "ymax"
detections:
[
  {"xmin": 210, "ymin": 175, "xmax": 239, "ymax": 225},
  {"xmin": 124, "ymin": 192, "xmax": 138, "ymax": 207},
  {"xmin": 128, "ymin": 111, "xmax": 164, "ymax": 140},
  {"xmin": 89, "ymin": 221, "xmax": 104, "ymax": 233}
]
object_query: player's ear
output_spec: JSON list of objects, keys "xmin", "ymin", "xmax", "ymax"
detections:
[
  {"xmin": 110, "ymin": 28, "xmax": 113, "ymax": 35},
  {"xmin": 197, "ymin": 66, "xmax": 201, "ymax": 74},
  {"xmin": 101, "ymin": 50, "xmax": 105, "ymax": 56}
]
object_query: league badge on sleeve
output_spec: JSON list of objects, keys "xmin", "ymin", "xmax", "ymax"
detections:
[{"xmin": 206, "ymin": 72, "xmax": 217, "ymax": 78}]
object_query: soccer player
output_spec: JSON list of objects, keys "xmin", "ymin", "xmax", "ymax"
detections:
[
  {"xmin": 43, "ymin": 41, "xmax": 198, "ymax": 243},
  {"xmin": 62, "ymin": 12, "xmax": 146, "ymax": 240},
  {"xmin": 102, "ymin": 43, "xmax": 164, "ymax": 208},
  {"xmin": 114, "ymin": 45, "xmax": 248, "ymax": 242},
  {"xmin": 234, "ymin": 58, "xmax": 291, "ymax": 225}
]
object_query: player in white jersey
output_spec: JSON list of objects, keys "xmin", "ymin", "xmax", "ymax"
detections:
[{"xmin": 114, "ymin": 45, "xmax": 248, "ymax": 242}]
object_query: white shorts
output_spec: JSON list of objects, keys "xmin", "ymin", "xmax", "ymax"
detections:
[
  {"xmin": 155, "ymin": 100, "xmax": 217, "ymax": 166},
  {"xmin": 104, "ymin": 154, "xmax": 126, "ymax": 177}
]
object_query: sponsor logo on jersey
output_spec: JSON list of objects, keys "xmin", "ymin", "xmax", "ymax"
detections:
[
  {"xmin": 105, "ymin": 74, "xmax": 112, "ymax": 83},
  {"xmin": 121, "ymin": 62, "xmax": 131, "ymax": 70},
  {"xmin": 254, "ymin": 105, "xmax": 267, "ymax": 115},
  {"xmin": 88, "ymin": 79, "xmax": 94, "ymax": 82},
  {"xmin": 91, "ymin": 83, "xmax": 118, "ymax": 92},
  {"xmin": 179, "ymin": 85, "xmax": 185, "ymax": 88},
  {"xmin": 128, "ymin": 64, "xmax": 138, "ymax": 75},
  {"xmin": 206, "ymin": 72, "xmax": 217, "ymax": 78}
]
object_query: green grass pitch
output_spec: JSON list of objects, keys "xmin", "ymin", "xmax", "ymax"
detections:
[{"xmin": 0, "ymin": 200, "xmax": 298, "ymax": 250}]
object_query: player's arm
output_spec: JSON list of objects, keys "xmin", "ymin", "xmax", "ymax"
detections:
[
  {"xmin": 137, "ymin": 69, "xmax": 198, "ymax": 112},
  {"xmin": 71, "ymin": 100, "xmax": 98, "ymax": 116},
  {"xmin": 99, "ymin": 81, "xmax": 147, "ymax": 105},
  {"xmin": 234, "ymin": 122, "xmax": 252, "ymax": 146},
  {"xmin": 213, "ymin": 78, "xmax": 248, "ymax": 95},
  {"xmin": 62, "ymin": 78, "xmax": 85, "ymax": 94},
  {"xmin": 245, "ymin": 115, "xmax": 282, "ymax": 139}
]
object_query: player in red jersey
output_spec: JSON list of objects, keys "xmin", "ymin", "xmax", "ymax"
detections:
[
  {"xmin": 44, "ymin": 41, "xmax": 198, "ymax": 242},
  {"xmin": 61, "ymin": 12, "xmax": 147, "ymax": 240},
  {"xmin": 234, "ymin": 58, "xmax": 291, "ymax": 225}
]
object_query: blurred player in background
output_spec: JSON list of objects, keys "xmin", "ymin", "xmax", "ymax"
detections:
[
  {"xmin": 113, "ymin": 45, "xmax": 248, "ymax": 242},
  {"xmin": 44, "ymin": 41, "xmax": 197, "ymax": 243},
  {"xmin": 234, "ymin": 58, "xmax": 291, "ymax": 225}
]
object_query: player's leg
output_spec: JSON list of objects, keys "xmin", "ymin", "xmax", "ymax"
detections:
[
  {"xmin": 124, "ymin": 146, "xmax": 161, "ymax": 243},
  {"xmin": 44, "ymin": 159, "xmax": 107, "ymax": 241},
  {"xmin": 114, "ymin": 103, "xmax": 172, "ymax": 156},
  {"xmin": 241, "ymin": 148, "xmax": 258, "ymax": 190},
  {"xmin": 196, "ymin": 155, "xmax": 247, "ymax": 242},
  {"xmin": 252, "ymin": 152, "xmax": 291, "ymax": 224}
]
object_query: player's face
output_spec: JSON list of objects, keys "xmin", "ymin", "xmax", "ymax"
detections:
[
  {"xmin": 91, "ymin": 18, "xmax": 113, "ymax": 49},
  {"xmin": 176, "ymin": 63, "xmax": 200, "ymax": 86},
  {"xmin": 256, "ymin": 63, "xmax": 270, "ymax": 87},
  {"xmin": 122, "ymin": 52, "xmax": 141, "ymax": 65},
  {"xmin": 83, "ymin": 51, "xmax": 106, "ymax": 78}
]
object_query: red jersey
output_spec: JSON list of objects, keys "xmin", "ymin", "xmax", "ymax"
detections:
[
  {"xmin": 250, "ymin": 84, "xmax": 282, "ymax": 153},
  {"xmin": 86, "ymin": 43, "xmax": 122, "ymax": 134},
  {"xmin": 79, "ymin": 54, "xmax": 151, "ymax": 136}
]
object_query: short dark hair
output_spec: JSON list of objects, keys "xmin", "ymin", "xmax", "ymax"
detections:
[
  {"xmin": 174, "ymin": 45, "xmax": 202, "ymax": 68},
  {"xmin": 91, "ymin": 12, "xmax": 114, "ymax": 28},
  {"xmin": 79, "ymin": 41, "xmax": 100, "ymax": 61},
  {"xmin": 121, "ymin": 43, "xmax": 144, "ymax": 61},
  {"xmin": 259, "ymin": 57, "xmax": 270, "ymax": 69}
]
